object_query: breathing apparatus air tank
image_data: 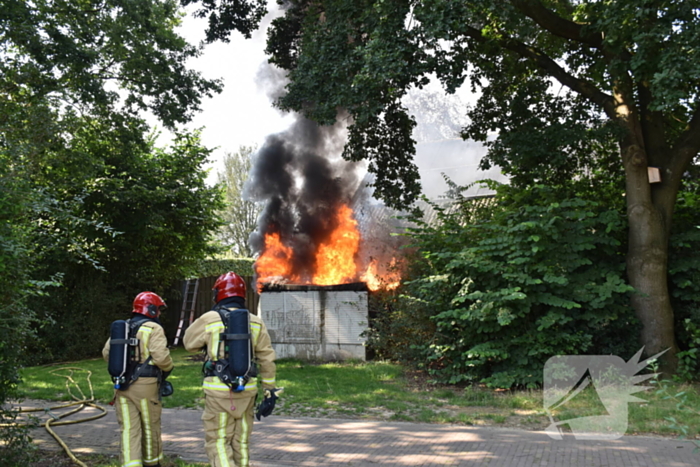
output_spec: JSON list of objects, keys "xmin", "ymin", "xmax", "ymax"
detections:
[
  {"xmin": 220, "ymin": 308, "xmax": 253, "ymax": 392},
  {"xmin": 108, "ymin": 320, "xmax": 136, "ymax": 390}
]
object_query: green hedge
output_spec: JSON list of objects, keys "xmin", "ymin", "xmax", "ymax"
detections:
[{"xmin": 186, "ymin": 258, "xmax": 255, "ymax": 278}]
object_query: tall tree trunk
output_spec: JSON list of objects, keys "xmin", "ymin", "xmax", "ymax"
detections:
[{"xmin": 622, "ymin": 141, "xmax": 679, "ymax": 373}]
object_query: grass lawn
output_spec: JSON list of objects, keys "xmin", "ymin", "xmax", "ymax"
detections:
[
  {"xmin": 20, "ymin": 348, "xmax": 206, "ymax": 409},
  {"xmin": 18, "ymin": 347, "xmax": 700, "ymax": 438}
]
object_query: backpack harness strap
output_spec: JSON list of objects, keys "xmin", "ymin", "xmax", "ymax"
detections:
[
  {"xmin": 109, "ymin": 338, "xmax": 139, "ymax": 346},
  {"xmin": 130, "ymin": 320, "xmax": 162, "ymax": 380},
  {"xmin": 121, "ymin": 320, "xmax": 161, "ymax": 385},
  {"xmin": 131, "ymin": 355, "xmax": 158, "ymax": 379},
  {"xmin": 203, "ymin": 307, "xmax": 257, "ymax": 392},
  {"xmin": 220, "ymin": 333, "xmax": 251, "ymax": 340}
]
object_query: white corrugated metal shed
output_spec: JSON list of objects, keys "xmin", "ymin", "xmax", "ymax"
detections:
[{"xmin": 259, "ymin": 284, "xmax": 368, "ymax": 361}]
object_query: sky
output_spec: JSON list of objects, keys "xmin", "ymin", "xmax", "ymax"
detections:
[{"xmin": 159, "ymin": 4, "xmax": 293, "ymax": 185}]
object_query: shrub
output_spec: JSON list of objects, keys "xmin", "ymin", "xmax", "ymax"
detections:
[
  {"xmin": 402, "ymin": 185, "xmax": 639, "ymax": 388},
  {"xmin": 365, "ymin": 287, "xmax": 436, "ymax": 363},
  {"xmin": 187, "ymin": 258, "xmax": 255, "ymax": 278},
  {"xmin": 0, "ymin": 171, "xmax": 38, "ymax": 464},
  {"xmin": 668, "ymin": 180, "xmax": 700, "ymax": 381}
]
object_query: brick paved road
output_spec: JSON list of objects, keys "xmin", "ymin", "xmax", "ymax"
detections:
[{"xmin": 20, "ymin": 400, "xmax": 699, "ymax": 466}]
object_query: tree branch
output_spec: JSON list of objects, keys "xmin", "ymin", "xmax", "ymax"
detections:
[
  {"xmin": 509, "ymin": 0, "xmax": 603, "ymax": 48},
  {"xmin": 462, "ymin": 25, "xmax": 616, "ymax": 117},
  {"xmin": 509, "ymin": 0, "xmax": 633, "ymax": 65}
]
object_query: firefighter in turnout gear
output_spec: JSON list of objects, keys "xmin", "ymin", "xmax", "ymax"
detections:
[
  {"xmin": 183, "ymin": 272, "xmax": 277, "ymax": 467},
  {"xmin": 103, "ymin": 291, "xmax": 174, "ymax": 467}
]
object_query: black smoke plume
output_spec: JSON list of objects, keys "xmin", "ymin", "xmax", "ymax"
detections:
[
  {"xmin": 246, "ymin": 57, "xmax": 409, "ymax": 288},
  {"xmin": 245, "ymin": 115, "xmax": 364, "ymax": 283}
]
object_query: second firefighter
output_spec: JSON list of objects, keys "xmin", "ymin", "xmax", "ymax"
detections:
[{"xmin": 183, "ymin": 271, "xmax": 277, "ymax": 467}]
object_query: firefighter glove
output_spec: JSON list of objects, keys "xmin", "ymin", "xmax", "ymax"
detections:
[
  {"xmin": 159, "ymin": 380, "xmax": 174, "ymax": 398},
  {"xmin": 256, "ymin": 387, "xmax": 284, "ymax": 421}
]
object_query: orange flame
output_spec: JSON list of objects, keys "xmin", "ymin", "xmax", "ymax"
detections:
[
  {"xmin": 255, "ymin": 203, "xmax": 402, "ymax": 291},
  {"xmin": 256, "ymin": 231, "xmax": 298, "ymax": 286},
  {"xmin": 312, "ymin": 204, "xmax": 360, "ymax": 285},
  {"xmin": 361, "ymin": 258, "xmax": 401, "ymax": 292}
]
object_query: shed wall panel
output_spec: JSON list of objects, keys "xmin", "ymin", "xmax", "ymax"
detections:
[{"xmin": 259, "ymin": 290, "xmax": 367, "ymax": 361}]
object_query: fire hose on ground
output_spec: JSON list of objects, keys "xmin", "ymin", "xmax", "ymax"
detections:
[{"xmin": 0, "ymin": 367, "xmax": 108, "ymax": 467}]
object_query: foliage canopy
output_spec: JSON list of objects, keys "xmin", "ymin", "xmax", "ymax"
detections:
[
  {"xmin": 265, "ymin": 0, "xmax": 700, "ymax": 371},
  {"xmin": 0, "ymin": 1, "xmax": 268, "ymax": 450}
]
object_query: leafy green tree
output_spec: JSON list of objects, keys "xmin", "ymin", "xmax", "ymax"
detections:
[
  {"xmin": 1, "ymin": 0, "xmax": 228, "ymax": 295},
  {"xmin": 0, "ymin": 0, "xmax": 259, "ymax": 444},
  {"xmin": 31, "ymin": 126, "xmax": 224, "ymax": 362},
  {"xmin": 89, "ymin": 129, "xmax": 224, "ymax": 289},
  {"xmin": 182, "ymin": 0, "xmax": 268, "ymax": 42},
  {"xmin": 1, "ymin": 0, "xmax": 222, "ymax": 128},
  {"xmin": 265, "ymin": 0, "xmax": 700, "ymax": 371},
  {"xmin": 216, "ymin": 146, "xmax": 261, "ymax": 258}
]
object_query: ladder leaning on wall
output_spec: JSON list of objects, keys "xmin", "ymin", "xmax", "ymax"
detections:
[{"xmin": 173, "ymin": 278, "xmax": 199, "ymax": 346}]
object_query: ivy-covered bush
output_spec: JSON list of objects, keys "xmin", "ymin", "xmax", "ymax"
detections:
[{"xmin": 403, "ymin": 185, "xmax": 639, "ymax": 388}]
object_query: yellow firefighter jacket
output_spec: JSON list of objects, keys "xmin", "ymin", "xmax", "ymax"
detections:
[
  {"xmin": 183, "ymin": 309, "xmax": 276, "ymax": 397},
  {"xmin": 102, "ymin": 319, "xmax": 174, "ymax": 385}
]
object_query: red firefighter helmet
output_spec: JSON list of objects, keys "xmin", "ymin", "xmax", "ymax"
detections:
[
  {"xmin": 132, "ymin": 291, "xmax": 166, "ymax": 318},
  {"xmin": 213, "ymin": 272, "xmax": 247, "ymax": 303}
]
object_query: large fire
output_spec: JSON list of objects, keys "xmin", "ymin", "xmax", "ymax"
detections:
[
  {"xmin": 255, "ymin": 203, "xmax": 401, "ymax": 291},
  {"xmin": 312, "ymin": 204, "xmax": 360, "ymax": 285},
  {"xmin": 255, "ymin": 232, "xmax": 299, "ymax": 283}
]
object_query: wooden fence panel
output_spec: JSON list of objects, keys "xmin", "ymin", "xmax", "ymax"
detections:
[{"xmin": 165, "ymin": 275, "xmax": 259, "ymax": 346}]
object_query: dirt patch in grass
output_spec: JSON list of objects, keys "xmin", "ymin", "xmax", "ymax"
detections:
[
  {"xmin": 34, "ymin": 451, "xmax": 203, "ymax": 467},
  {"xmin": 33, "ymin": 450, "xmax": 118, "ymax": 467},
  {"xmin": 34, "ymin": 451, "xmax": 76, "ymax": 467}
]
